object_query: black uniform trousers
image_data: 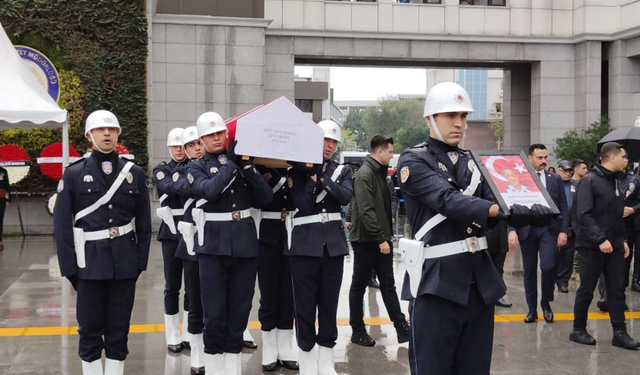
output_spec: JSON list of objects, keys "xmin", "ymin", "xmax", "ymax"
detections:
[
  {"xmin": 348, "ymin": 241, "xmax": 404, "ymax": 331},
  {"xmin": 574, "ymin": 246, "xmax": 626, "ymax": 331},
  {"xmin": 290, "ymin": 247, "xmax": 344, "ymax": 352},
  {"xmin": 520, "ymin": 226, "xmax": 556, "ymax": 310},
  {"xmin": 76, "ymin": 278, "xmax": 137, "ymax": 362},
  {"xmin": 597, "ymin": 230, "xmax": 638, "ymax": 298},
  {"xmin": 409, "ymin": 283, "xmax": 494, "ymax": 375},
  {"xmin": 632, "ymin": 232, "xmax": 640, "ymax": 280},
  {"xmin": 161, "ymin": 240, "xmax": 188, "ymax": 315},
  {"xmin": 0, "ymin": 198, "xmax": 6, "ymax": 241},
  {"xmin": 258, "ymin": 241, "xmax": 294, "ymax": 331},
  {"xmin": 489, "ymin": 252, "xmax": 506, "ymax": 278},
  {"xmin": 556, "ymin": 233, "xmax": 576, "ymax": 287},
  {"xmin": 183, "ymin": 259, "xmax": 204, "ymax": 334},
  {"xmin": 199, "ymin": 254, "xmax": 256, "ymax": 354}
]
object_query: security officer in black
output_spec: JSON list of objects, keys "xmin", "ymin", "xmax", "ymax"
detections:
[
  {"xmin": 0, "ymin": 161, "xmax": 9, "ymax": 252},
  {"xmin": 398, "ymin": 83, "xmax": 551, "ymax": 375},
  {"xmin": 288, "ymin": 119, "xmax": 353, "ymax": 375},
  {"xmin": 187, "ymin": 112, "xmax": 273, "ymax": 375},
  {"xmin": 153, "ymin": 127, "xmax": 190, "ymax": 354},
  {"xmin": 173, "ymin": 126, "xmax": 206, "ymax": 374},
  {"xmin": 255, "ymin": 166, "xmax": 299, "ymax": 372},
  {"xmin": 570, "ymin": 142, "xmax": 639, "ymax": 349},
  {"xmin": 54, "ymin": 110, "xmax": 151, "ymax": 375}
]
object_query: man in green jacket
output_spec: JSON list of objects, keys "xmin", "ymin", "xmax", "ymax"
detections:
[{"xmin": 348, "ymin": 135, "xmax": 410, "ymax": 347}]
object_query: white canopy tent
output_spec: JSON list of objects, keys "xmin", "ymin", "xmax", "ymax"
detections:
[{"xmin": 0, "ymin": 21, "xmax": 70, "ymax": 167}]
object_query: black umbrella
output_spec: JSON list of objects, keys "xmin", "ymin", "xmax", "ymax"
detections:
[{"xmin": 598, "ymin": 121, "xmax": 640, "ymax": 161}]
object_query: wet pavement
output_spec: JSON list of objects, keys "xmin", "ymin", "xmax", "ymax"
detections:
[{"xmin": 1, "ymin": 237, "xmax": 640, "ymax": 374}]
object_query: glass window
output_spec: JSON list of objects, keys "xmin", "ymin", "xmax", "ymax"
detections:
[{"xmin": 459, "ymin": 0, "xmax": 506, "ymax": 5}]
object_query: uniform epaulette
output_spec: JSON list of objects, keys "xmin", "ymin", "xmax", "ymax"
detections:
[{"xmin": 409, "ymin": 142, "xmax": 428, "ymax": 150}]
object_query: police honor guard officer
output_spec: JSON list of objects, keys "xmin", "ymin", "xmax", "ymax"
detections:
[
  {"xmin": 153, "ymin": 127, "xmax": 190, "ymax": 354},
  {"xmin": 397, "ymin": 83, "xmax": 552, "ymax": 375},
  {"xmin": 187, "ymin": 112, "xmax": 273, "ymax": 375},
  {"xmin": 54, "ymin": 110, "xmax": 151, "ymax": 375},
  {"xmin": 173, "ymin": 126, "xmax": 206, "ymax": 375},
  {"xmin": 288, "ymin": 120, "xmax": 353, "ymax": 375},
  {"xmin": 256, "ymin": 166, "xmax": 299, "ymax": 372}
]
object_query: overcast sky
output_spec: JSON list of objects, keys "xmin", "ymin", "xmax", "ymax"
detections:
[{"xmin": 295, "ymin": 66, "xmax": 427, "ymax": 102}]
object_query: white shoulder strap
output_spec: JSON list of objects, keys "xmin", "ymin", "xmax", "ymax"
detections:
[
  {"xmin": 184, "ymin": 198, "xmax": 195, "ymax": 210},
  {"xmin": 195, "ymin": 198, "xmax": 208, "ymax": 208},
  {"xmin": 413, "ymin": 166, "xmax": 482, "ymax": 241},
  {"xmin": 315, "ymin": 164, "xmax": 345, "ymax": 203},
  {"xmin": 159, "ymin": 194, "xmax": 168, "ymax": 204},
  {"xmin": 273, "ymin": 177, "xmax": 286, "ymax": 193},
  {"xmin": 74, "ymin": 161, "xmax": 135, "ymax": 223}
]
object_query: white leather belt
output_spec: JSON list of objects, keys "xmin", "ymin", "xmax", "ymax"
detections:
[
  {"xmin": 262, "ymin": 211, "xmax": 293, "ymax": 221},
  {"xmin": 171, "ymin": 209, "xmax": 184, "ymax": 216},
  {"xmin": 83, "ymin": 220, "xmax": 135, "ymax": 241},
  {"xmin": 422, "ymin": 236, "xmax": 488, "ymax": 259},
  {"xmin": 204, "ymin": 208, "xmax": 252, "ymax": 222},
  {"xmin": 292, "ymin": 212, "xmax": 342, "ymax": 226}
]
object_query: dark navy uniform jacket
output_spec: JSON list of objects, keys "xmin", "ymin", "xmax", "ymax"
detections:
[
  {"xmin": 153, "ymin": 160, "xmax": 185, "ymax": 242},
  {"xmin": 620, "ymin": 173, "xmax": 640, "ymax": 232},
  {"xmin": 256, "ymin": 168, "xmax": 295, "ymax": 248},
  {"xmin": 289, "ymin": 160, "xmax": 353, "ymax": 257},
  {"xmin": 187, "ymin": 152, "xmax": 273, "ymax": 257},
  {"xmin": 397, "ymin": 138, "xmax": 505, "ymax": 306},
  {"xmin": 54, "ymin": 155, "xmax": 152, "ymax": 280},
  {"xmin": 170, "ymin": 160, "xmax": 198, "ymax": 261}
]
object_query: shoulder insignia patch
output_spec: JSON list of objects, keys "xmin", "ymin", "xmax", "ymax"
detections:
[
  {"xmin": 187, "ymin": 173, "xmax": 194, "ymax": 184},
  {"xmin": 287, "ymin": 177, "xmax": 294, "ymax": 188},
  {"xmin": 400, "ymin": 166, "xmax": 410, "ymax": 183},
  {"xmin": 438, "ymin": 162, "xmax": 448, "ymax": 172},
  {"xmin": 57, "ymin": 180, "xmax": 64, "ymax": 193},
  {"xmin": 126, "ymin": 172, "xmax": 134, "ymax": 184},
  {"xmin": 172, "ymin": 172, "xmax": 179, "ymax": 182},
  {"xmin": 218, "ymin": 155, "xmax": 227, "ymax": 164},
  {"xmin": 156, "ymin": 171, "xmax": 165, "ymax": 181}
]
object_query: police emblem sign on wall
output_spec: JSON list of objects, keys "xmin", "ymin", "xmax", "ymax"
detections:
[
  {"xmin": 470, "ymin": 150, "xmax": 560, "ymax": 216},
  {"xmin": 14, "ymin": 46, "xmax": 61, "ymax": 102}
]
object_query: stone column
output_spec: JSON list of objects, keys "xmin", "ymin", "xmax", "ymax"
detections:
[
  {"xmin": 503, "ymin": 65, "xmax": 531, "ymax": 152},
  {"xmin": 574, "ymin": 41, "xmax": 602, "ymax": 129},
  {"xmin": 265, "ymin": 36, "xmax": 295, "ymax": 102},
  {"xmin": 608, "ymin": 40, "xmax": 640, "ymax": 129}
]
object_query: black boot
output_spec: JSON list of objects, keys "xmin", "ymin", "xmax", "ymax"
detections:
[
  {"xmin": 524, "ymin": 311, "xmax": 538, "ymax": 323},
  {"xmin": 368, "ymin": 276, "xmax": 380, "ymax": 289},
  {"xmin": 612, "ymin": 330, "xmax": 640, "ymax": 350},
  {"xmin": 631, "ymin": 278, "xmax": 640, "ymax": 293},
  {"xmin": 394, "ymin": 320, "xmax": 411, "ymax": 344},
  {"xmin": 569, "ymin": 329, "xmax": 596, "ymax": 345},
  {"xmin": 351, "ymin": 328, "xmax": 375, "ymax": 347},
  {"xmin": 597, "ymin": 298, "xmax": 608, "ymax": 312}
]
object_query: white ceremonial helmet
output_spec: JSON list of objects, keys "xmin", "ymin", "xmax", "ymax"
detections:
[
  {"xmin": 85, "ymin": 110, "xmax": 122, "ymax": 135},
  {"xmin": 196, "ymin": 112, "xmax": 227, "ymax": 138},
  {"xmin": 423, "ymin": 82, "xmax": 474, "ymax": 142},
  {"xmin": 423, "ymin": 82, "xmax": 474, "ymax": 117},
  {"xmin": 318, "ymin": 120, "xmax": 341, "ymax": 143},
  {"xmin": 167, "ymin": 127, "xmax": 184, "ymax": 147},
  {"xmin": 182, "ymin": 126, "xmax": 200, "ymax": 146}
]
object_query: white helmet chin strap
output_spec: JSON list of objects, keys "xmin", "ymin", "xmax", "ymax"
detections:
[
  {"xmin": 89, "ymin": 133, "xmax": 113, "ymax": 154},
  {"xmin": 429, "ymin": 115, "xmax": 446, "ymax": 143}
]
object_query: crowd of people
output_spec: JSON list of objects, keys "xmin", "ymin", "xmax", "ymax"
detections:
[{"xmin": 52, "ymin": 81, "xmax": 640, "ymax": 375}]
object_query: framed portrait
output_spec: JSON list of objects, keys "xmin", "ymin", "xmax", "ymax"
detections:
[{"xmin": 470, "ymin": 150, "xmax": 560, "ymax": 215}]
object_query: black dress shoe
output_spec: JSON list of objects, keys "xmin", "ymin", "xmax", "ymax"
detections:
[
  {"xmin": 190, "ymin": 366, "xmax": 205, "ymax": 375},
  {"xmin": 597, "ymin": 299, "xmax": 608, "ymax": 312},
  {"xmin": 612, "ymin": 330, "xmax": 640, "ymax": 349},
  {"xmin": 631, "ymin": 278, "xmax": 640, "ymax": 292},
  {"xmin": 570, "ymin": 329, "xmax": 596, "ymax": 345},
  {"xmin": 351, "ymin": 329, "xmax": 376, "ymax": 346},
  {"xmin": 262, "ymin": 362, "xmax": 278, "ymax": 372},
  {"xmin": 496, "ymin": 297, "xmax": 512, "ymax": 308},
  {"xmin": 542, "ymin": 306, "xmax": 554, "ymax": 323},
  {"xmin": 182, "ymin": 341, "xmax": 191, "ymax": 351},
  {"xmin": 243, "ymin": 340, "xmax": 258, "ymax": 349},
  {"xmin": 368, "ymin": 277, "xmax": 380, "ymax": 288},
  {"xmin": 524, "ymin": 311, "xmax": 538, "ymax": 323},
  {"xmin": 167, "ymin": 343, "xmax": 183, "ymax": 353},
  {"xmin": 394, "ymin": 320, "xmax": 411, "ymax": 344},
  {"xmin": 278, "ymin": 360, "xmax": 299, "ymax": 370}
]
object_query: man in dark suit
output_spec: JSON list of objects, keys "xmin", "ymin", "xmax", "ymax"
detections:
[
  {"xmin": 508, "ymin": 144, "xmax": 569, "ymax": 323},
  {"xmin": 555, "ymin": 160, "xmax": 578, "ymax": 293}
]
